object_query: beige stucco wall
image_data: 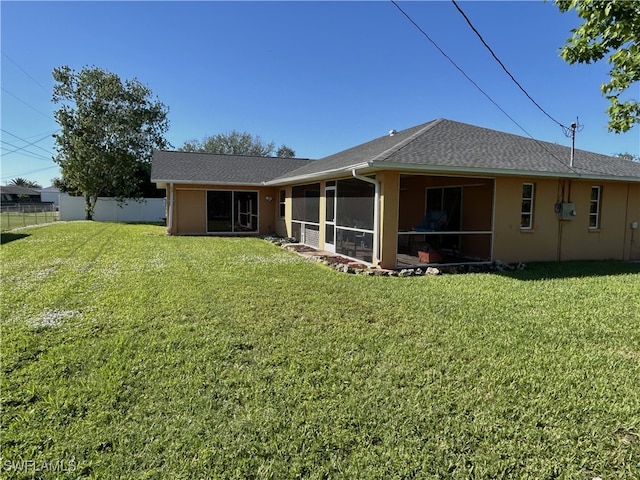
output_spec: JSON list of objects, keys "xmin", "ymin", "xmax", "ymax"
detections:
[
  {"xmin": 492, "ymin": 177, "xmax": 640, "ymax": 263},
  {"xmin": 560, "ymin": 181, "xmax": 625, "ymax": 261},
  {"xmin": 492, "ymin": 177, "xmax": 560, "ymax": 262},
  {"xmin": 379, "ymin": 171, "xmax": 400, "ymax": 269},
  {"xmin": 174, "ymin": 188, "xmax": 206, "ymax": 234},
  {"xmin": 169, "ymin": 184, "xmax": 278, "ymax": 235},
  {"xmin": 167, "ymin": 173, "xmax": 638, "ymax": 265}
]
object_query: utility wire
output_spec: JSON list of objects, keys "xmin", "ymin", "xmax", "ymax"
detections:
[
  {"xmin": 1, "ymin": 87, "xmax": 54, "ymax": 120},
  {"xmin": 1, "ymin": 129, "xmax": 56, "ymax": 157},
  {"xmin": 389, "ymin": 0, "xmax": 578, "ymax": 172},
  {"xmin": 450, "ymin": 0, "xmax": 568, "ymax": 129},
  {"xmin": 1, "ymin": 143, "xmax": 52, "ymax": 161},
  {"xmin": 1, "ymin": 143, "xmax": 52, "ymax": 162},
  {"xmin": 390, "ymin": 1, "xmax": 536, "ymax": 140},
  {"xmin": 1, "ymin": 51, "xmax": 50, "ymax": 95}
]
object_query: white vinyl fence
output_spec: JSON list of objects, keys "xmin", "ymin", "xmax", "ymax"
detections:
[{"xmin": 59, "ymin": 194, "xmax": 166, "ymax": 222}]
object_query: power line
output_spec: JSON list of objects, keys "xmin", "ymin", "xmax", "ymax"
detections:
[
  {"xmin": 1, "ymin": 51, "xmax": 50, "ymax": 95},
  {"xmin": 1, "ymin": 142, "xmax": 53, "ymax": 161},
  {"xmin": 1, "ymin": 87, "xmax": 54, "ymax": 120},
  {"xmin": 1, "ymin": 143, "xmax": 52, "ymax": 162},
  {"xmin": 450, "ymin": 0, "xmax": 568, "ymax": 129},
  {"xmin": 389, "ymin": 0, "xmax": 577, "ymax": 172},
  {"xmin": 1, "ymin": 129, "xmax": 56, "ymax": 157},
  {"xmin": 390, "ymin": 1, "xmax": 536, "ymax": 139}
]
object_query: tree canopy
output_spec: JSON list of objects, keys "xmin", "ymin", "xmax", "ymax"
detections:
[
  {"xmin": 52, "ymin": 65, "xmax": 170, "ymax": 220},
  {"xmin": 51, "ymin": 176, "xmax": 79, "ymax": 195},
  {"xmin": 556, "ymin": 0, "xmax": 640, "ymax": 133},
  {"xmin": 180, "ymin": 130, "xmax": 295, "ymax": 158},
  {"xmin": 615, "ymin": 152, "xmax": 640, "ymax": 162},
  {"xmin": 276, "ymin": 144, "xmax": 296, "ymax": 158}
]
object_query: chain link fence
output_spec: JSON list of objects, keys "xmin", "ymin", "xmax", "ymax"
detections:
[{"xmin": 0, "ymin": 203, "xmax": 59, "ymax": 231}]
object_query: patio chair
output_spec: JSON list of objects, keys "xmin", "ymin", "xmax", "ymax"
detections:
[
  {"xmin": 412, "ymin": 210, "xmax": 448, "ymax": 232},
  {"xmin": 410, "ymin": 210, "xmax": 448, "ymax": 255}
]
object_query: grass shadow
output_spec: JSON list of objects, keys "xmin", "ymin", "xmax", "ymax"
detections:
[
  {"xmin": 0, "ymin": 232, "xmax": 31, "ymax": 245},
  {"xmin": 496, "ymin": 260, "xmax": 640, "ymax": 281}
]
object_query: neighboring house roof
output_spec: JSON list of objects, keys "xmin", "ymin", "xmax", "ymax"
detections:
[
  {"xmin": 268, "ymin": 118, "xmax": 640, "ymax": 184},
  {"xmin": 0, "ymin": 186, "xmax": 42, "ymax": 196},
  {"xmin": 151, "ymin": 150, "xmax": 315, "ymax": 186}
]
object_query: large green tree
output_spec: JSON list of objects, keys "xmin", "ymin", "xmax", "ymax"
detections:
[
  {"xmin": 52, "ymin": 66, "xmax": 170, "ymax": 220},
  {"xmin": 556, "ymin": 0, "xmax": 640, "ymax": 133},
  {"xmin": 180, "ymin": 130, "xmax": 295, "ymax": 157}
]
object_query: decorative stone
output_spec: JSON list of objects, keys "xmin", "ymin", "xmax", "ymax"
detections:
[{"xmin": 263, "ymin": 234, "xmax": 523, "ymax": 277}]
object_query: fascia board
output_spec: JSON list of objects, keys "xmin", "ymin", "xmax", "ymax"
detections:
[
  {"xmin": 370, "ymin": 161, "xmax": 640, "ymax": 183},
  {"xmin": 151, "ymin": 179, "xmax": 266, "ymax": 187},
  {"xmin": 264, "ymin": 162, "xmax": 372, "ymax": 186}
]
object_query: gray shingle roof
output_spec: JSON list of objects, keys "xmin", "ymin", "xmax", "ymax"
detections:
[
  {"xmin": 152, "ymin": 120, "xmax": 640, "ymax": 187},
  {"xmin": 151, "ymin": 150, "xmax": 314, "ymax": 185},
  {"xmin": 0, "ymin": 186, "xmax": 42, "ymax": 196},
  {"xmin": 270, "ymin": 119, "xmax": 640, "ymax": 183}
]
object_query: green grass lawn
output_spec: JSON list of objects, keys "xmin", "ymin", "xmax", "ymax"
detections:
[{"xmin": 1, "ymin": 222, "xmax": 639, "ymax": 479}]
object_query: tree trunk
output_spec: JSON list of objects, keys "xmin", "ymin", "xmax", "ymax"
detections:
[{"xmin": 84, "ymin": 195, "xmax": 95, "ymax": 221}]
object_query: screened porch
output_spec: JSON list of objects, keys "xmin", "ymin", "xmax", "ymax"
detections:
[
  {"xmin": 396, "ymin": 174, "xmax": 494, "ymax": 267},
  {"xmin": 291, "ymin": 178, "xmax": 375, "ymax": 264}
]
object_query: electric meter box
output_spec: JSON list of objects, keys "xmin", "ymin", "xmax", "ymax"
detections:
[{"xmin": 558, "ymin": 202, "xmax": 577, "ymax": 220}]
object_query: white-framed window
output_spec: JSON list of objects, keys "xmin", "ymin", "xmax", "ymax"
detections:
[
  {"xmin": 589, "ymin": 186, "xmax": 601, "ymax": 229},
  {"xmin": 520, "ymin": 183, "xmax": 534, "ymax": 230},
  {"xmin": 278, "ymin": 189, "xmax": 286, "ymax": 218}
]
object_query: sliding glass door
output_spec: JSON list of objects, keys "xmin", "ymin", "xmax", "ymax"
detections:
[{"xmin": 207, "ymin": 190, "xmax": 258, "ymax": 233}]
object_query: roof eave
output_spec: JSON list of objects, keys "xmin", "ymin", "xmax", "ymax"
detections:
[
  {"xmin": 151, "ymin": 178, "xmax": 267, "ymax": 187},
  {"xmin": 370, "ymin": 161, "xmax": 640, "ymax": 182},
  {"xmin": 264, "ymin": 162, "xmax": 372, "ymax": 186}
]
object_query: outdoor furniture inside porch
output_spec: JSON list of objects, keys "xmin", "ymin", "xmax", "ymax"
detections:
[{"xmin": 397, "ymin": 225, "xmax": 493, "ymax": 266}]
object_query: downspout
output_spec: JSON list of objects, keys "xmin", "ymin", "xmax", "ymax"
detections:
[
  {"xmin": 351, "ymin": 169, "xmax": 380, "ymax": 265},
  {"xmin": 167, "ymin": 182, "xmax": 174, "ymax": 233}
]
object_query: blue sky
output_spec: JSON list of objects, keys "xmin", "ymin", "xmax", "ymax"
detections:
[{"xmin": 2, "ymin": 1, "xmax": 639, "ymax": 188}]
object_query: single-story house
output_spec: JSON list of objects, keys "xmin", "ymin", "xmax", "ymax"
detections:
[
  {"xmin": 151, "ymin": 118, "xmax": 640, "ymax": 269},
  {"xmin": 0, "ymin": 185, "xmax": 43, "ymax": 203}
]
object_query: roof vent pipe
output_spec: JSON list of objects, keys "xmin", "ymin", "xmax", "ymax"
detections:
[{"xmin": 389, "ymin": 129, "xmax": 396, "ymax": 136}]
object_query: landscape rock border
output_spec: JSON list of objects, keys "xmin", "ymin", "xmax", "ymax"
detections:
[{"xmin": 261, "ymin": 235, "xmax": 524, "ymax": 276}]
